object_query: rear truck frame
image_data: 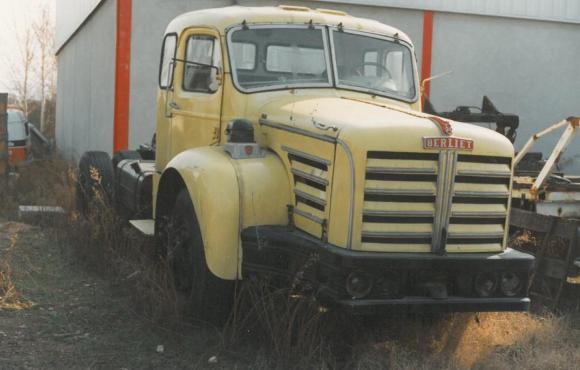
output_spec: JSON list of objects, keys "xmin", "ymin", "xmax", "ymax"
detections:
[{"xmin": 76, "ymin": 6, "xmax": 534, "ymax": 323}]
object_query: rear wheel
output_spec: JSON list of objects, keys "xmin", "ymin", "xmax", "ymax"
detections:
[
  {"xmin": 165, "ymin": 189, "xmax": 234, "ymax": 325},
  {"xmin": 76, "ymin": 151, "xmax": 115, "ymax": 215}
]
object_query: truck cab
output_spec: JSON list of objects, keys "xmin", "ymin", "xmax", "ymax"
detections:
[{"xmin": 79, "ymin": 5, "xmax": 534, "ymax": 322}]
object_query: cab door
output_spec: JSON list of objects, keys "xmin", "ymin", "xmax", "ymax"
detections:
[{"xmin": 167, "ymin": 28, "xmax": 223, "ymax": 159}]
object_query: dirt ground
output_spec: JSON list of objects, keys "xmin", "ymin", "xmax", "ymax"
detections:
[
  {"xmin": 0, "ymin": 221, "xmax": 228, "ymax": 370},
  {"xmin": 1, "ymin": 159, "xmax": 579, "ymax": 369}
]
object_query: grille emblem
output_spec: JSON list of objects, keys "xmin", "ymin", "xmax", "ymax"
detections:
[{"xmin": 423, "ymin": 136, "xmax": 474, "ymax": 151}]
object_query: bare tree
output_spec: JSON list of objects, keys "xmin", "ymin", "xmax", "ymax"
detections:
[
  {"xmin": 32, "ymin": 5, "xmax": 56, "ymax": 133},
  {"xmin": 9, "ymin": 26, "xmax": 35, "ymax": 117},
  {"xmin": 5, "ymin": 3, "xmax": 57, "ymax": 137}
]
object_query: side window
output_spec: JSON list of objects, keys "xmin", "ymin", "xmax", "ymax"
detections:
[
  {"xmin": 183, "ymin": 35, "xmax": 218, "ymax": 93},
  {"xmin": 159, "ymin": 33, "xmax": 177, "ymax": 89}
]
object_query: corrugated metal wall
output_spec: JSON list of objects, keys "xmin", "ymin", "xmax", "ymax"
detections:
[
  {"xmin": 56, "ymin": 0, "xmax": 104, "ymax": 50},
  {"xmin": 317, "ymin": 0, "xmax": 580, "ymax": 24},
  {"xmin": 55, "ymin": 0, "xmax": 116, "ymax": 158}
]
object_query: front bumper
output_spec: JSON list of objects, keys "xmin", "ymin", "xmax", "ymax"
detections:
[
  {"xmin": 340, "ymin": 297, "xmax": 530, "ymax": 314},
  {"xmin": 242, "ymin": 226, "xmax": 535, "ymax": 314}
]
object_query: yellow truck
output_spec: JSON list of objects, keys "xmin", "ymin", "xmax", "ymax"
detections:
[{"xmin": 77, "ymin": 5, "xmax": 534, "ymax": 322}]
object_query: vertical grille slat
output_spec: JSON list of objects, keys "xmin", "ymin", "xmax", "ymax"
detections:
[{"xmin": 362, "ymin": 151, "xmax": 512, "ymax": 253}]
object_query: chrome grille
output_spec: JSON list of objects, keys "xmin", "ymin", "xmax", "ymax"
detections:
[
  {"xmin": 362, "ymin": 151, "xmax": 511, "ymax": 253},
  {"xmin": 283, "ymin": 145, "xmax": 330, "ymax": 230},
  {"xmin": 362, "ymin": 151, "xmax": 439, "ymax": 252},
  {"xmin": 447, "ymin": 154, "xmax": 511, "ymax": 252}
]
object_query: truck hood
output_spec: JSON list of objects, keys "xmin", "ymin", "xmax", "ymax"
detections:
[{"xmin": 259, "ymin": 95, "xmax": 514, "ymax": 157}]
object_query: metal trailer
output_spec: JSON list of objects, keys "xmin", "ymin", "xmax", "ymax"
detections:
[{"xmin": 510, "ymin": 208, "xmax": 580, "ymax": 310}]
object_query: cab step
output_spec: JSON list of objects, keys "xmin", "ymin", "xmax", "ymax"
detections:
[{"xmin": 129, "ymin": 219, "xmax": 155, "ymax": 236}]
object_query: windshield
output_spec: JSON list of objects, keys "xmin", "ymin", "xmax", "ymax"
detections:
[
  {"xmin": 228, "ymin": 26, "xmax": 417, "ymax": 101},
  {"xmin": 332, "ymin": 30, "xmax": 416, "ymax": 100},
  {"xmin": 229, "ymin": 26, "xmax": 331, "ymax": 90}
]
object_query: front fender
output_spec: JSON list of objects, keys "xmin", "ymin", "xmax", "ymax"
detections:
[{"xmin": 163, "ymin": 147, "xmax": 291, "ymax": 280}]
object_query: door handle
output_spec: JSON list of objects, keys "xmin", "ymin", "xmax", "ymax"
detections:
[{"xmin": 169, "ymin": 101, "xmax": 180, "ymax": 110}]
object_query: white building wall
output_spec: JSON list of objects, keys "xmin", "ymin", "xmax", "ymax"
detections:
[
  {"xmin": 56, "ymin": 0, "xmax": 116, "ymax": 158},
  {"xmin": 56, "ymin": 0, "xmax": 104, "ymax": 50}
]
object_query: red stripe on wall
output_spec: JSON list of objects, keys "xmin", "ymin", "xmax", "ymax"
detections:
[
  {"xmin": 420, "ymin": 10, "xmax": 434, "ymax": 108},
  {"xmin": 113, "ymin": 0, "xmax": 132, "ymax": 152}
]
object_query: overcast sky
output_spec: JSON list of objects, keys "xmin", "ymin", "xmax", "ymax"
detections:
[{"xmin": 0, "ymin": 0, "xmax": 56, "ymax": 94}]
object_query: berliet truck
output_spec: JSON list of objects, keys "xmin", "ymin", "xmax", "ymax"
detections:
[{"xmin": 78, "ymin": 5, "xmax": 535, "ymax": 322}]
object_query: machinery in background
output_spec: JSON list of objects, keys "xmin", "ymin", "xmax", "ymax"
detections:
[
  {"xmin": 424, "ymin": 95, "xmax": 519, "ymax": 143},
  {"xmin": 510, "ymin": 117, "xmax": 580, "ymax": 310},
  {"xmin": 512, "ymin": 117, "xmax": 580, "ymax": 217}
]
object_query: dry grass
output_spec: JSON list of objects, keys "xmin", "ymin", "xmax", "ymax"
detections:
[
  {"xmin": 477, "ymin": 314, "xmax": 580, "ymax": 370},
  {"xmin": 1, "ymin": 155, "xmax": 579, "ymax": 369},
  {"xmin": 0, "ymin": 222, "xmax": 34, "ymax": 310}
]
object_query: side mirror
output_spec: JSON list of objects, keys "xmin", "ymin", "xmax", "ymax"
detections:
[{"xmin": 208, "ymin": 66, "xmax": 221, "ymax": 93}]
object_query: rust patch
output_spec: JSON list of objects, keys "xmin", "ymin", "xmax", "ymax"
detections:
[{"xmin": 566, "ymin": 116, "xmax": 580, "ymax": 127}]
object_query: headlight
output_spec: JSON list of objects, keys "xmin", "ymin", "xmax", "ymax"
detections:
[
  {"xmin": 474, "ymin": 273, "xmax": 497, "ymax": 297},
  {"xmin": 500, "ymin": 272, "xmax": 522, "ymax": 297},
  {"xmin": 346, "ymin": 271, "xmax": 373, "ymax": 299}
]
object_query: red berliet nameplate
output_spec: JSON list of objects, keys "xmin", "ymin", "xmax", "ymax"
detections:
[{"xmin": 423, "ymin": 137, "xmax": 474, "ymax": 151}]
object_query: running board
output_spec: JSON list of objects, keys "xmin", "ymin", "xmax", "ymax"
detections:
[{"xmin": 129, "ymin": 219, "xmax": 155, "ymax": 236}]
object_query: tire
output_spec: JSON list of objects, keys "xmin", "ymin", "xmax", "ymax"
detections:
[
  {"xmin": 112, "ymin": 150, "xmax": 141, "ymax": 169},
  {"xmin": 76, "ymin": 151, "xmax": 115, "ymax": 215},
  {"xmin": 165, "ymin": 189, "xmax": 234, "ymax": 325}
]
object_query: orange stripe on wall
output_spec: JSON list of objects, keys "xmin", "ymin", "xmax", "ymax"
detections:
[
  {"xmin": 420, "ymin": 10, "xmax": 434, "ymax": 108},
  {"xmin": 113, "ymin": 0, "xmax": 132, "ymax": 152}
]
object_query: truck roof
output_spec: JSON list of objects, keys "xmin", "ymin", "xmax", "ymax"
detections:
[{"xmin": 165, "ymin": 5, "xmax": 413, "ymax": 46}]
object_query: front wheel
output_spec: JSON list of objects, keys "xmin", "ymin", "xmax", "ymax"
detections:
[{"xmin": 165, "ymin": 189, "xmax": 234, "ymax": 325}]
